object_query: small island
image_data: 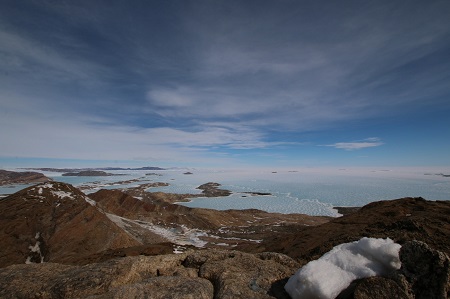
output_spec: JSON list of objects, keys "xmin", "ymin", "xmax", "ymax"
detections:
[
  {"xmin": 62, "ymin": 171, "xmax": 122, "ymax": 177},
  {"xmin": 0, "ymin": 170, "xmax": 52, "ymax": 186},
  {"xmin": 196, "ymin": 182, "xmax": 232, "ymax": 197}
]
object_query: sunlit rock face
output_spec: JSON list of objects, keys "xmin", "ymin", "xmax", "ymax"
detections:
[{"xmin": 0, "ymin": 182, "xmax": 139, "ymax": 268}]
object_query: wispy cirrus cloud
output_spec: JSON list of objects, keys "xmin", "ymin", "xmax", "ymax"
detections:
[
  {"xmin": 1, "ymin": 1, "xmax": 449, "ymax": 166},
  {"xmin": 325, "ymin": 138, "xmax": 384, "ymax": 151}
]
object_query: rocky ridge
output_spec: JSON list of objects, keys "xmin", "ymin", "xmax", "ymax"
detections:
[
  {"xmin": 0, "ymin": 182, "xmax": 449, "ymax": 298},
  {"xmin": 0, "ymin": 249, "xmax": 299, "ymax": 299},
  {"xmin": 243, "ymin": 197, "xmax": 450, "ymax": 265},
  {"xmin": 0, "ymin": 182, "xmax": 139, "ymax": 268},
  {"xmin": 89, "ymin": 188, "xmax": 328, "ymax": 250}
]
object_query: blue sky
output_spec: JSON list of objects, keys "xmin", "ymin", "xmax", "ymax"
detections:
[{"xmin": 1, "ymin": 0, "xmax": 449, "ymax": 168}]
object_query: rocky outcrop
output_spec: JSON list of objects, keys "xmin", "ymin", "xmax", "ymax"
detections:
[
  {"xmin": 340, "ymin": 277, "xmax": 411, "ymax": 299},
  {"xmin": 0, "ymin": 169, "xmax": 51, "ymax": 185},
  {"xmin": 246, "ymin": 197, "xmax": 450, "ymax": 264},
  {"xmin": 0, "ymin": 249, "xmax": 298, "ymax": 299},
  {"xmin": 337, "ymin": 240, "xmax": 450, "ymax": 299},
  {"xmin": 89, "ymin": 189, "xmax": 329, "ymax": 249},
  {"xmin": 398, "ymin": 240, "xmax": 450, "ymax": 299},
  {"xmin": 0, "ymin": 182, "xmax": 140, "ymax": 268},
  {"xmin": 1, "ymin": 182, "xmax": 449, "ymax": 298}
]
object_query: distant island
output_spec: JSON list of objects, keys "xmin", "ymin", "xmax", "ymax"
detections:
[
  {"xmin": 61, "ymin": 171, "xmax": 122, "ymax": 177},
  {"xmin": 24, "ymin": 166, "xmax": 166, "ymax": 172},
  {"xmin": 424, "ymin": 173, "xmax": 450, "ymax": 178},
  {"xmin": 0, "ymin": 169, "xmax": 52, "ymax": 186}
]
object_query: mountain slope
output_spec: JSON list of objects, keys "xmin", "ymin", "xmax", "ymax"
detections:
[
  {"xmin": 244, "ymin": 197, "xmax": 450, "ymax": 264},
  {"xmin": 0, "ymin": 182, "xmax": 140, "ymax": 268}
]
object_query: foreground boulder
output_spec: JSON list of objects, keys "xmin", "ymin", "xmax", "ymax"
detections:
[
  {"xmin": 398, "ymin": 240, "xmax": 450, "ymax": 299},
  {"xmin": 0, "ymin": 249, "xmax": 298, "ymax": 299},
  {"xmin": 338, "ymin": 240, "xmax": 450, "ymax": 299}
]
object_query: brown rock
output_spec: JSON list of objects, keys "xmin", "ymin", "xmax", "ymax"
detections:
[
  {"xmin": 399, "ymin": 240, "xmax": 450, "ymax": 299},
  {"xmin": 350, "ymin": 277, "xmax": 411, "ymax": 299},
  {"xmin": 89, "ymin": 188, "xmax": 329, "ymax": 250},
  {"xmin": 95, "ymin": 276, "xmax": 214, "ymax": 299},
  {"xmin": 0, "ymin": 182, "xmax": 140, "ymax": 268},
  {"xmin": 184, "ymin": 250, "xmax": 298, "ymax": 298},
  {"xmin": 249, "ymin": 197, "xmax": 450, "ymax": 264},
  {"xmin": 0, "ymin": 249, "xmax": 298, "ymax": 299}
]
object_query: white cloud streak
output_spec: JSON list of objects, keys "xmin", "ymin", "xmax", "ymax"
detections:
[
  {"xmin": 325, "ymin": 138, "xmax": 384, "ymax": 151},
  {"xmin": 1, "ymin": 1, "xmax": 449, "ymax": 165}
]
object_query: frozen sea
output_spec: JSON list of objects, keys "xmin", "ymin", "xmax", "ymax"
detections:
[{"xmin": 1, "ymin": 167, "xmax": 449, "ymax": 217}]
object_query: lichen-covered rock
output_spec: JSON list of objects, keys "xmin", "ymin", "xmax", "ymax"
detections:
[
  {"xmin": 185, "ymin": 250, "xmax": 299, "ymax": 299},
  {"xmin": 0, "ymin": 249, "xmax": 298, "ymax": 299},
  {"xmin": 399, "ymin": 240, "xmax": 450, "ymax": 299},
  {"xmin": 92, "ymin": 276, "xmax": 214, "ymax": 299},
  {"xmin": 350, "ymin": 277, "xmax": 411, "ymax": 299}
]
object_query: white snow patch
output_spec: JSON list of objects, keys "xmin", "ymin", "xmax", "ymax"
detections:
[
  {"xmin": 84, "ymin": 196, "xmax": 97, "ymax": 206},
  {"xmin": 51, "ymin": 190, "xmax": 74, "ymax": 199},
  {"xmin": 25, "ymin": 233, "xmax": 45, "ymax": 264},
  {"xmin": 173, "ymin": 245, "xmax": 187, "ymax": 254},
  {"xmin": 41, "ymin": 183, "xmax": 53, "ymax": 189},
  {"xmin": 38, "ymin": 188, "xmax": 43, "ymax": 195},
  {"xmin": 285, "ymin": 237, "xmax": 401, "ymax": 299},
  {"xmin": 106, "ymin": 214, "xmax": 208, "ymax": 247}
]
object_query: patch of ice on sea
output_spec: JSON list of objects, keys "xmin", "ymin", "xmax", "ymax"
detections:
[{"xmin": 179, "ymin": 193, "xmax": 339, "ymax": 216}]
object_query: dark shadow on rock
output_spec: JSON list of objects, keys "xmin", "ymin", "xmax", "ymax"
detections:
[{"xmin": 268, "ymin": 277, "xmax": 291, "ymax": 299}]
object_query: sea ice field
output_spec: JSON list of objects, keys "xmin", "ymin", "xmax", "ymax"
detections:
[{"xmin": 2, "ymin": 167, "xmax": 450, "ymax": 217}]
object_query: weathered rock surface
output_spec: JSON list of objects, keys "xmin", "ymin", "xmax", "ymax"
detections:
[
  {"xmin": 398, "ymin": 240, "xmax": 450, "ymax": 299},
  {"xmin": 89, "ymin": 188, "xmax": 329, "ymax": 249},
  {"xmin": 337, "ymin": 240, "xmax": 450, "ymax": 299},
  {"xmin": 246, "ymin": 197, "xmax": 450, "ymax": 264},
  {"xmin": 1, "ymin": 182, "xmax": 449, "ymax": 298},
  {"xmin": 0, "ymin": 169, "xmax": 52, "ymax": 185},
  {"xmin": 0, "ymin": 249, "xmax": 298, "ymax": 299},
  {"xmin": 342, "ymin": 277, "xmax": 411, "ymax": 299},
  {"xmin": 0, "ymin": 182, "xmax": 140, "ymax": 268}
]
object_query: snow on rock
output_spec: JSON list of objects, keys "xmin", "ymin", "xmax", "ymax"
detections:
[
  {"xmin": 51, "ymin": 190, "xmax": 74, "ymax": 199},
  {"xmin": 285, "ymin": 237, "xmax": 401, "ymax": 299},
  {"xmin": 25, "ymin": 232, "xmax": 44, "ymax": 264},
  {"xmin": 40, "ymin": 183, "xmax": 53, "ymax": 189},
  {"xmin": 84, "ymin": 196, "xmax": 97, "ymax": 206},
  {"xmin": 106, "ymin": 213, "xmax": 208, "ymax": 247}
]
